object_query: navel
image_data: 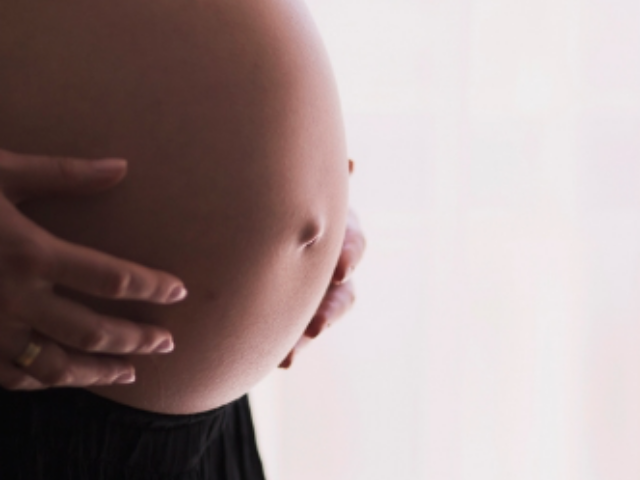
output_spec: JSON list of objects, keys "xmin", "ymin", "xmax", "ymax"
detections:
[{"xmin": 298, "ymin": 219, "xmax": 323, "ymax": 250}]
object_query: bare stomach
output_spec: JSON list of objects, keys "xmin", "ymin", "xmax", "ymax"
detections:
[{"xmin": 0, "ymin": 0, "xmax": 349, "ymax": 413}]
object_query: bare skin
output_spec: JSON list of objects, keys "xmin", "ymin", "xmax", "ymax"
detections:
[
  {"xmin": 0, "ymin": 151, "xmax": 364, "ymax": 389},
  {"xmin": 0, "ymin": 151, "xmax": 187, "ymax": 390},
  {"xmin": 0, "ymin": 0, "xmax": 351, "ymax": 413},
  {"xmin": 280, "ymin": 201, "xmax": 366, "ymax": 369}
]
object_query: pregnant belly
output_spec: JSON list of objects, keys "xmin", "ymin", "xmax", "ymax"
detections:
[{"xmin": 0, "ymin": 0, "xmax": 348, "ymax": 413}]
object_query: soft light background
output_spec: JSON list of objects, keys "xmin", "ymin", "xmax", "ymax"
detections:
[{"xmin": 251, "ymin": 0, "xmax": 640, "ymax": 479}]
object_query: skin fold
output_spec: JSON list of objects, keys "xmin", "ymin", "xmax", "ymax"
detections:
[{"xmin": 0, "ymin": 0, "xmax": 349, "ymax": 413}]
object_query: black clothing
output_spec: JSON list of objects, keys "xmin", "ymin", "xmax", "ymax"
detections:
[{"xmin": 0, "ymin": 387, "xmax": 266, "ymax": 480}]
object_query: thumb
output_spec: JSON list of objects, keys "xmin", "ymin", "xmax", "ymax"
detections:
[{"xmin": 0, "ymin": 149, "xmax": 127, "ymax": 203}]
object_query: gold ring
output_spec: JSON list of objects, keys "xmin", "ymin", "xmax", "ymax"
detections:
[{"xmin": 13, "ymin": 339, "xmax": 43, "ymax": 369}]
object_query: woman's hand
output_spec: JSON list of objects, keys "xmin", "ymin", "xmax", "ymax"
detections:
[
  {"xmin": 279, "ymin": 161, "xmax": 366, "ymax": 368},
  {"xmin": 0, "ymin": 149, "xmax": 187, "ymax": 391}
]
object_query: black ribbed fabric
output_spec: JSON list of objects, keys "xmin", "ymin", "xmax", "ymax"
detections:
[{"xmin": 0, "ymin": 387, "xmax": 266, "ymax": 480}]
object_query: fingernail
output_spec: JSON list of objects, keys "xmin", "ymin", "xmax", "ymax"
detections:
[
  {"xmin": 114, "ymin": 371, "xmax": 135, "ymax": 384},
  {"xmin": 166, "ymin": 285, "xmax": 188, "ymax": 303},
  {"xmin": 92, "ymin": 159, "xmax": 127, "ymax": 175},
  {"xmin": 154, "ymin": 338, "xmax": 174, "ymax": 353}
]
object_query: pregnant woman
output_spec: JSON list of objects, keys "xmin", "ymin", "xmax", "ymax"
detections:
[{"xmin": 0, "ymin": 0, "xmax": 365, "ymax": 478}]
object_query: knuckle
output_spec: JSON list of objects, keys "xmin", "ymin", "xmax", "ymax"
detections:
[
  {"xmin": 54, "ymin": 156, "xmax": 82, "ymax": 183},
  {"xmin": 99, "ymin": 270, "xmax": 131, "ymax": 298},
  {"xmin": 347, "ymin": 281, "xmax": 356, "ymax": 297},
  {"xmin": 359, "ymin": 233, "xmax": 367, "ymax": 251},
  {"xmin": 41, "ymin": 365, "xmax": 73, "ymax": 387},
  {"xmin": 347, "ymin": 289, "xmax": 356, "ymax": 306},
  {"xmin": 37, "ymin": 350, "xmax": 73, "ymax": 386},
  {"xmin": 340, "ymin": 285, "xmax": 356, "ymax": 308},
  {"xmin": 78, "ymin": 320, "xmax": 109, "ymax": 352},
  {"xmin": 139, "ymin": 328, "xmax": 162, "ymax": 351},
  {"xmin": 3, "ymin": 237, "xmax": 51, "ymax": 277}
]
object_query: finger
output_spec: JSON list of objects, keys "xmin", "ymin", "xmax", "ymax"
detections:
[
  {"xmin": 0, "ymin": 362, "xmax": 45, "ymax": 391},
  {"xmin": 280, "ymin": 282, "xmax": 356, "ymax": 369},
  {"xmin": 0, "ymin": 201, "xmax": 187, "ymax": 304},
  {"xmin": 47, "ymin": 236, "xmax": 187, "ymax": 304},
  {"xmin": 332, "ymin": 210, "xmax": 366, "ymax": 285},
  {"xmin": 8, "ymin": 335, "xmax": 136, "ymax": 387},
  {"xmin": 279, "ymin": 333, "xmax": 315, "ymax": 369},
  {"xmin": 278, "ymin": 350, "xmax": 294, "ymax": 369},
  {"xmin": 25, "ymin": 294, "xmax": 174, "ymax": 355},
  {"xmin": 305, "ymin": 281, "xmax": 356, "ymax": 339},
  {"xmin": 0, "ymin": 149, "xmax": 128, "ymax": 204}
]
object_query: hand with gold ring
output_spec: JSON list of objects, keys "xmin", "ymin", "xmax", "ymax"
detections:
[
  {"xmin": 279, "ymin": 159, "xmax": 366, "ymax": 368},
  {"xmin": 0, "ymin": 148, "xmax": 188, "ymax": 391}
]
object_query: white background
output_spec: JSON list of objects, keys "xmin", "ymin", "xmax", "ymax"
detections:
[{"xmin": 251, "ymin": 0, "xmax": 640, "ymax": 479}]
